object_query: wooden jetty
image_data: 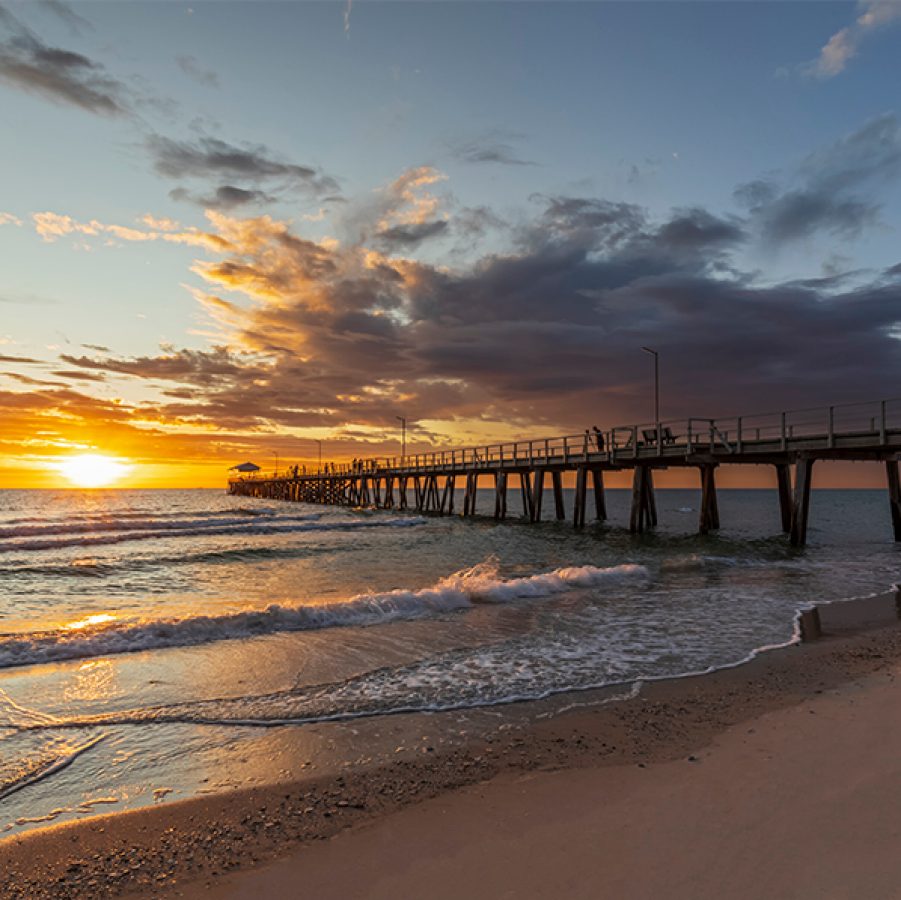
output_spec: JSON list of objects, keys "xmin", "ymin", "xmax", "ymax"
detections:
[{"xmin": 228, "ymin": 398, "xmax": 901, "ymax": 547}]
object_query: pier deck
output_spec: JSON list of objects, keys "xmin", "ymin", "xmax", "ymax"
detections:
[{"xmin": 229, "ymin": 398, "xmax": 901, "ymax": 546}]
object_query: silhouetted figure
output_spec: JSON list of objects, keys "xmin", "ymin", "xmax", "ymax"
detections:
[{"xmin": 593, "ymin": 426, "xmax": 604, "ymax": 452}]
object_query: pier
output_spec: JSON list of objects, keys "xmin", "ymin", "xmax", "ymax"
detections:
[{"xmin": 228, "ymin": 398, "xmax": 901, "ymax": 546}]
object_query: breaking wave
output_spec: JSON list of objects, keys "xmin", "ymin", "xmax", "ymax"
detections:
[{"xmin": 0, "ymin": 560, "xmax": 647, "ymax": 669}]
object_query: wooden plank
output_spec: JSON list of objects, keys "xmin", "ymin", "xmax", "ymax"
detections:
[
  {"xmin": 790, "ymin": 457, "xmax": 814, "ymax": 547},
  {"xmin": 886, "ymin": 460, "xmax": 901, "ymax": 542}
]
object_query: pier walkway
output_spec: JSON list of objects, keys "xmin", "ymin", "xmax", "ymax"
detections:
[{"xmin": 228, "ymin": 398, "xmax": 901, "ymax": 546}]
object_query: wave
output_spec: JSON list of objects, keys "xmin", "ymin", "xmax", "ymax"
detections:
[
  {"xmin": 0, "ymin": 511, "xmax": 320, "ymax": 540},
  {"xmin": 0, "ymin": 506, "xmax": 277, "ymax": 527},
  {"xmin": 0, "ymin": 734, "xmax": 105, "ymax": 802},
  {"xmin": 0, "ymin": 560, "xmax": 647, "ymax": 669},
  {"xmin": 0, "ymin": 515, "xmax": 426, "ymax": 554}
]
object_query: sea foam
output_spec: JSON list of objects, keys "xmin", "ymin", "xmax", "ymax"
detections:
[{"xmin": 0, "ymin": 560, "xmax": 647, "ymax": 669}]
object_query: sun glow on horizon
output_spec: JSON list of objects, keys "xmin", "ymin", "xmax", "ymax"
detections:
[{"xmin": 54, "ymin": 454, "xmax": 131, "ymax": 488}]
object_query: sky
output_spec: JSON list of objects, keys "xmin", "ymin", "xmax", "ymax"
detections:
[{"xmin": 1, "ymin": 0, "xmax": 901, "ymax": 488}]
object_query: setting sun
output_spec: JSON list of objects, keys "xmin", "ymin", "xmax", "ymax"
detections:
[{"xmin": 54, "ymin": 454, "xmax": 131, "ymax": 488}]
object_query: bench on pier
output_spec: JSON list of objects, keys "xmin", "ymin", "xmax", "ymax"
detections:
[{"xmin": 641, "ymin": 426, "xmax": 676, "ymax": 446}]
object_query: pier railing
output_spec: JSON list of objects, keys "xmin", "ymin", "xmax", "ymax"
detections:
[{"xmin": 231, "ymin": 397, "xmax": 901, "ymax": 481}]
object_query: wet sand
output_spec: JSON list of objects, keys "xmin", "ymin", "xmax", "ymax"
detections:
[{"xmin": 2, "ymin": 593, "xmax": 900, "ymax": 898}]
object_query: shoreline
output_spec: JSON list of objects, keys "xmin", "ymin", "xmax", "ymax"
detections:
[{"xmin": 1, "ymin": 590, "xmax": 900, "ymax": 897}]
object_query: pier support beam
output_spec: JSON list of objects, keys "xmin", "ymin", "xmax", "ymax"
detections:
[
  {"xmin": 592, "ymin": 469, "xmax": 607, "ymax": 521},
  {"xmin": 494, "ymin": 471, "xmax": 508, "ymax": 520},
  {"xmin": 463, "ymin": 471, "xmax": 477, "ymax": 517},
  {"xmin": 573, "ymin": 467, "xmax": 587, "ymax": 529},
  {"xmin": 790, "ymin": 456, "xmax": 815, "ymax": 547},
  {"xmin": 886, "ymin": 459, "xmax": 901, "ymax": 542},
  {"xmin": 532, "ymin": 469, "xmax": 545, "ymax": 522},
  {"xmin": 699, "ymin": 465, "xmax": 720, "ymax": 534},
  {"xmin": 519, "ymin": 472, "xmax": 533, "ymax": 520},
  {"xmin": 775, "ymin": 463, "xmax": 792, "ymax": 533},
  {"xmin": 552, "ymin": 471, "xmax": 565, "ymax": 520},
  {"xmin": 629, "ymin": 466, "xmax": 656, "ymax": 533}
]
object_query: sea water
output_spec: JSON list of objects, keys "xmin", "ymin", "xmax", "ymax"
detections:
[{"xmin": 0, "ymin": 487, "xmax": 898, "ymax": 833}]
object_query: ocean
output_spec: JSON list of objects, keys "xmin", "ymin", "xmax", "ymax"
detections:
[{"xmin": 0, "ymin": 487, "xmax": 898, "ymax": 835}]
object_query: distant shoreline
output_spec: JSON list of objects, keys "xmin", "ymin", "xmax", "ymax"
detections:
[{"xmin": 2, "ymin": 589, "xmax": 901, "ymax": 898}]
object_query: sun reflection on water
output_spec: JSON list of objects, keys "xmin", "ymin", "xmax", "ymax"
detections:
[{"xmin": 64, "ymin": 613, "xmax": 116, "ymax": 631}]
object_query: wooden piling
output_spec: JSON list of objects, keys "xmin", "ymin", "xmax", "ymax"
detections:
[
  {"xmin": 592, "ymin": 469, "xmax": 607, "ymax": 521},
  {"xmin": 552, "ymin": 471, "xmax": 565, "ymax": 520},
  {"xmin": 775, "ymin": 463, "xmax": 792, "ymax": 533},
  {"xmin": 699, "ymin": 465, "xmax": 719, "ymax": 534},
  {"xmin": 886, "ymin": 459, "xmax": 901, "ymax": 542},
  {"xmin": 572, "ymin": 467, "xmax": 587, "ymax": 528},
  {"xmin": 494, "ymin": 471, "xmax": 508, "ymax": 520},
  {"xmin": 630, "ymin": 466, "xmax": 645, "ymax": 532},
  {"xmin": 790, "ymin": 456, "xmax": 814, "ymax": 547},
  {"xmin": 532, "ymin": 469, "xmax": 545, "ymax": 522},
  {"xmin": 519, "ymin": 472, "xmax": 532, "ymax": 520}
]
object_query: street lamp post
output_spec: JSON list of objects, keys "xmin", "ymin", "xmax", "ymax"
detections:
[
  {"xmin": 641, "ymin": 347, "xmax": 660, "ymax": 424},
  {"xmin": 396, "ymin": 416, "xmax": 406, "ymax": 464},
  {"xmin": 274, "ymin": 449, "xmax": 279, "ymax": 477}
]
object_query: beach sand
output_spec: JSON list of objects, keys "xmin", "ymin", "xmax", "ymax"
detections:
[{"xmin": 2, "ymin": 594, "xmax": 901, "ymax": 898}]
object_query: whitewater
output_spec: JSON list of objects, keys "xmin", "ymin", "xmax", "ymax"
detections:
[{"xmin": 0, "ymin": 487, "xmax": 899, "ymax": 836}]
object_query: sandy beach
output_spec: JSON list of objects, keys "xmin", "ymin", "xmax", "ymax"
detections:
[{"xmin": 1, "ymin": 593, "xmax": 900, "ymax": 898}]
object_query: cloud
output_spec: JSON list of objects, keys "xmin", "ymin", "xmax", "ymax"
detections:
[
  {"xmin": 31, "ymin": 210, "xmax": 229, "ymax": 250},
  {"xmin": 376, "ymin": 219, "xmax": 449, "ymax": 249},
  {"xmin": 176, "ymin": 55, "xmax": 219, "ymax": 88},
  {"xmin": 735, "ymin": 114, "xmax": 901, "ymax": 242},
  {"xmin": 808, "ymin": 0, "xmax": 901, "ymax": 78},
  {"xmin": 0, "ymin": 13, "xmax": 128, "ymax": 115},
  {"xmin": 450, "ymin": 133, "xmax": 536, "ymax": 167},
  {"xmin": 145, "ymin": 135, "xmax": 339, "ymax": 197},
  {"xmin": 50, "ymin": 369, "xmax": 106, "ymax": 382},
  {"xmin": 36, "ymin": 1, "xmax": 92, "ymax": 35},
  {"xmin": 0, "ymin": 211, "xmax": 21, "ymax": 226},
  {"xmin": 170, "ymin": 185, "xmax": 278, "ymax": 210},
  {"xmin": 50, "ymin": 186, "xmax": 901, "ymax": 442},
  {"xmin": 0, "ymin": 353, "xmax": 43, "ymax": 364}
]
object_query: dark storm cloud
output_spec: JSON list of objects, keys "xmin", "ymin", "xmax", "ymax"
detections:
[
  {"xmin": 170, "ymin": 185, "xmax": 278, "ymax": 210},
  {"xmin": 736, "ymin": 114, "xmax": 901, "ymax": 243},
  {"xmin": 146, "ymin": 135, "xmax": 339, "ymax": 196},
  {"xmin": 0, "ymin": 10, "xmax": 127, "ymax": 115},
  {"xmin": 175, "ymin": 55, "xmax": 219, "ymax": 88}
]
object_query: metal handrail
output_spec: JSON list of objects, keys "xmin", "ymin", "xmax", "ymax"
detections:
[{"xmin": 227, "ymin": 397, "xmax": 901, "ymax": 481}]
